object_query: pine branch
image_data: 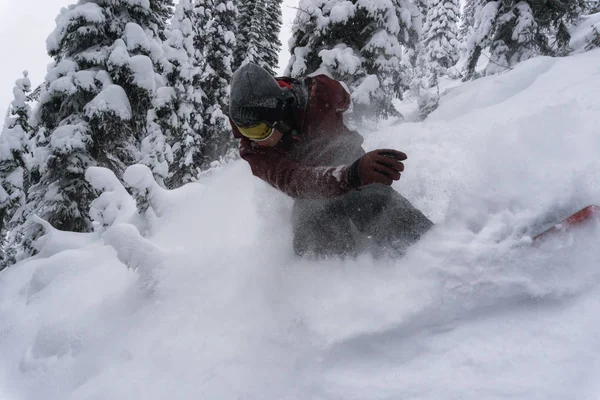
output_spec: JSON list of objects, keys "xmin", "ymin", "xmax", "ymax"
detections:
[{"xmin": 481, "ymin": 51, "xmax": 514, "ymax": 71}]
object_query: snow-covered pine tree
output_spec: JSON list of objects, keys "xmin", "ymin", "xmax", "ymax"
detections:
[
  {"xmin": 163, "ymin": 0, "xmax": 207, "ymax": 187},
  {"xmin": 117, "ymin": 2, "xmax": 175, "ymax": 185},
  {"xmin": 464, "ymin": 0, "xmax": 587, "ymax": 79},
  {"xmin": 420, "ymin": 0, "xmax": 460, "ymax": 83},
  {"xmin": 12, "ymin": 0, "xmax": 174, "ymax": 258},
  {"xmin": 262, "ymin": 0, "xmax": 283, "ymax": 74},
  {"xmin": 459, "ymin": 0, "xmax": 478, "ymax": 40},
  {"xmin": 486, "ymin": 2, "xmax": 538, "ymax": 75},
  {"xmin": 193, "ymin": 0, "xmax": 213, "ymax": 58},
  {"xmin": 233, "ymin": 0, "xmax": 260, "ymax": 69},
  {"xmin": 414, "ymin": 0, "xmax": 428, "ymax": 20},
  {"xmin": 287, "ymin": 0, "xmax": 420, "ymax": 121},
  {"xmin": 530, "ymin": 0, "xmax": 588, "ymax": 55},
  {"xmin": 233, "ymin": 0, "xmax": 282, "ymax": 75},
  {"xmin": 0, "ymin": 72, "xmax": 32, "ymax": 268},
  {"xmin": 201, "ymin": 0, "xmax": 238, "ymax": 162}
]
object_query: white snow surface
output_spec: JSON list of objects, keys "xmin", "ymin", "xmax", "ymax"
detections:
[{"xmin": 2, "ymin": 50, "xmax": 600, "ymax": 399}]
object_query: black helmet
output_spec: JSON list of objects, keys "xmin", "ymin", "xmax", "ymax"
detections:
[{"xmin": 229, "ymin": 63, "xmax": 293, "ymax": 128}]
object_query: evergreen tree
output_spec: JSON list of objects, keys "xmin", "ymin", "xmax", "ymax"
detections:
[
  {"xmin": 464, "ymin": 0, "xmax": 587, "ymax": 79},
  {"xmin": 234, "ymin": 0, "xmax": 260, "ymax": 70},
  {"xmin": 13, "ymin": 0, "xmax": 174, "ymax": 258},
  {"xmin": 194, "ymin": 0, "xmax": 213, "ymax": 58},
  {"xmin": 262, "ymin": 0, "xmax": 284, "ymax": 74},
  {"xmin": 0, "ymin": 72, "xmax": 32, "ymax": 268},
  {"xmin": 414, "ymin": 0, "xmax": 428, "ymax": 21},
  {"xmin": 233, "ymin": 0, "xmax": 282, "ymax": 75},
  {"xmin": 163, "ymin": 0, "xmax": 207, "ymax": 187},
  {"xmin": 287, "ymin": 0, "xmax": 420, "ymax": 121},
  {"xmin": 459, "ymin": 0, "xmax": 478, "ymax": 40},
  {"xmin": 485, "ymin": 1, "xmax": 537, "ymax": 75},
  {"xmin": 420, "ymin": 0, "xmax": 460, "ymax": 83},
  {"xmin": 201, "ymin": 0, "xmax": 238, "ymax": 161}
]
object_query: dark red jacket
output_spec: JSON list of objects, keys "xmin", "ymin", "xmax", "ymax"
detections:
[{"xmin": 231, "ymin": 75, "xmax": 365, "ymax": 199}]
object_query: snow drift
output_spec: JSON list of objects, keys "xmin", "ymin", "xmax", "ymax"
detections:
[{"xmin": 1, "ymin": 49, "xmax": 600, "ymax": 399}]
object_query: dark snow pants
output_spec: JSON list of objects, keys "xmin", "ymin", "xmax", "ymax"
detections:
[{"xmin": 291, "ymin": 183, "xmax": 434, "ymax": 258}]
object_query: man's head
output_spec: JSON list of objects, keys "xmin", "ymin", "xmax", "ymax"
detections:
[{"xmin": 229, "ymin": 63, "xmax": 294, "ymax": 145}]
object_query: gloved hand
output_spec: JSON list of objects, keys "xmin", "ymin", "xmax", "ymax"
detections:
[{"xmin": 348, "ymin": 149, "xmax": 407, "ymax": 187}]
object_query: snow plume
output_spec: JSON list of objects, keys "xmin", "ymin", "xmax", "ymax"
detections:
[{"xmin": 1, "ymin": 49, "xmax": 600, "ymax": 399}]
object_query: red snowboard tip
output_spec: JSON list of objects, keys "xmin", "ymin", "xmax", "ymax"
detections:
[{"xmin": 532, "ymin": 205, "xmax": 600, "ymax": 244}]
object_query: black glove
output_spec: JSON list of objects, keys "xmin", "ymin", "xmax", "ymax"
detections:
[{"xmin": 348, "ymin": 149, "xmax": 407, "ymax": 187}]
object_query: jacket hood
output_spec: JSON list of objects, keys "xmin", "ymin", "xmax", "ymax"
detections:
[{"xmin": 229, "ymin": 63, "xmax": 286, "ymax": 127}]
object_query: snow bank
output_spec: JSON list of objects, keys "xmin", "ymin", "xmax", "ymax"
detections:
[{"xmin": 2, "ymin": 50, "xmax": 600, "ymax": 399}]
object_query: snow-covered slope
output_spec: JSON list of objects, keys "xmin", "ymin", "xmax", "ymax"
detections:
[{"xmin": 2, "ymin": 50, "xmax": 600, "ymax": 400}]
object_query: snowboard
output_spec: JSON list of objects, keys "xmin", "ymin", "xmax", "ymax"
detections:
[{"xmin": 532, "ymin": 205, "xmax": 600, "ymax": 245}]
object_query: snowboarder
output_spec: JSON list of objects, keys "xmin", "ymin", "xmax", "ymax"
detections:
[{"xmin": 229, "ymin": 63, "xmax": 433, "ymax": 257}]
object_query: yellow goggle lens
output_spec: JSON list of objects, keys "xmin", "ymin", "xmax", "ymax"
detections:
[{"xmin": 237, "ymin": 123, "xmax": 274, "ymax": 140}]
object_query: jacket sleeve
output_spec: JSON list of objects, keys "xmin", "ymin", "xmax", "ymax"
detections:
[{"xmin": 239, "ymin": 139, "xmax": 358, "ymax": 199}]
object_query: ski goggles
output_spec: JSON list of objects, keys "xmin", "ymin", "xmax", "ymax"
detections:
[{"xmin": 236, "ymin": 122, "xmax": 275, "ymax": 141}]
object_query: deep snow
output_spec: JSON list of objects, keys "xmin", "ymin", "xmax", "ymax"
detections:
[{"xmin": 1, "ymin": 49, "xmax": 600, "ymax": 399}]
